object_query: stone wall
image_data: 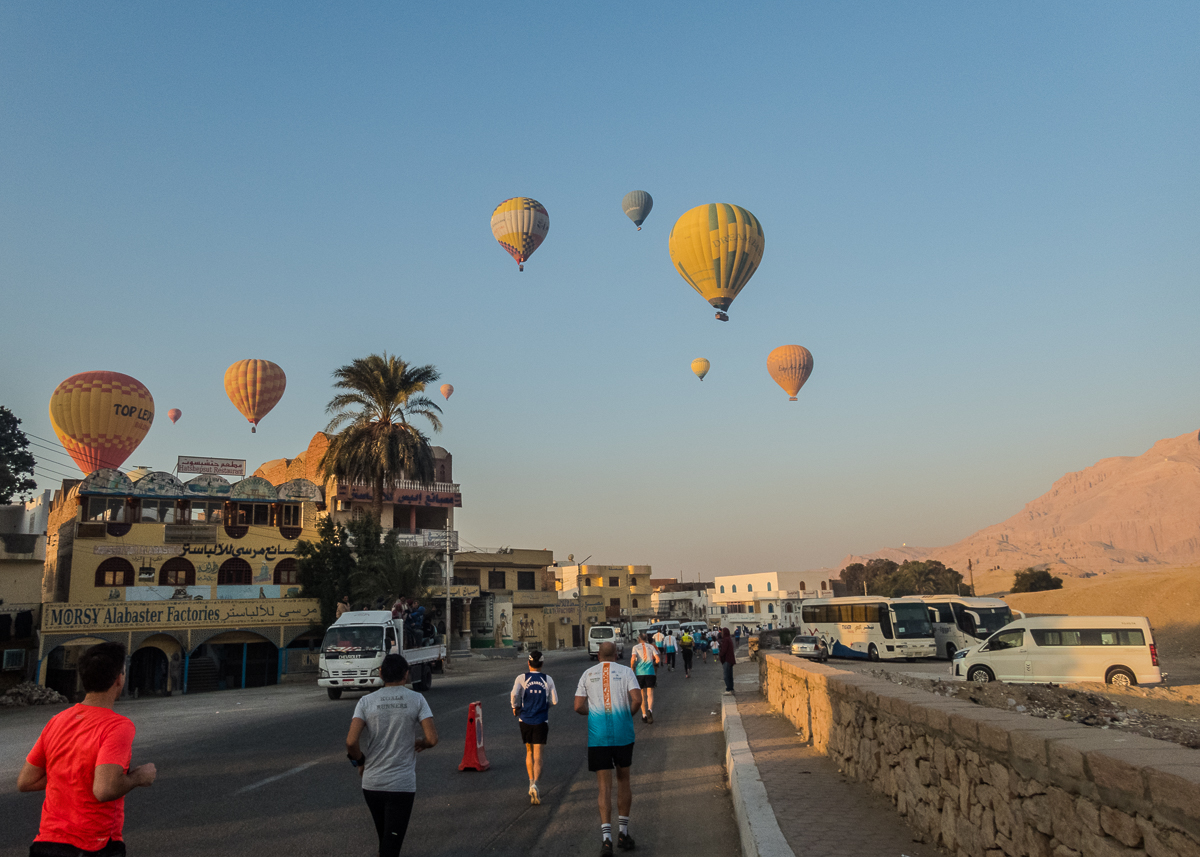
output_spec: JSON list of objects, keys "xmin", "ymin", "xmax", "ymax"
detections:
[{"xmin": 760, "ymin": 652, "xmax": 1200, "ymax": 857}]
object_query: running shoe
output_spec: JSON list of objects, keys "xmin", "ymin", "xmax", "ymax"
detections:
[
  {"xmin": 646, "ymin": 710, "xmax": 654, "ymax": 724},
  {"xmin": 617, "ymin": 832, "xmax": 636, "ymax": 851},
  {"xmin": 529, "ymin": 783, "xmax": 540, "ymax": 805},
  {"xmin": 600, "ymin": 838, "xmax": 614, "ymax": 856}
]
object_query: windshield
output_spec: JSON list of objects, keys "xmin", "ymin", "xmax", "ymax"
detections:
[
  {"xmin": 890, "ymin": 603, "xmax": 933, "ymax": 639},
  {"xmin": 973, "ymin": 607, "xmax": 1014, "ymax": 637},
  {"xmin": 322, "ymin": 626, "xmax": 384, "ymax": 654}
]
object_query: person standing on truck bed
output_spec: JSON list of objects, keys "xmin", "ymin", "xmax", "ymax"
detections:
[
  {"xmin": 510, "ymin": 650, "xmax": 559, "ymax": 805},
  {"xmin": 346, "ymin": 654, "xmax": 438, "ymax": 857}
]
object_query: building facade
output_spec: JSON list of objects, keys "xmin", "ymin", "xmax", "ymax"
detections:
[
  {"xmin": 555, "ymin": 564, "xmax": 653, "ymax": 638},
  {"xmin": 448, "ymin": 549, "xmax": 557, "ymax": 650},
  {"xmin": 649, "ymin": 579, "xmax": 712, "ymax": 624},
  {"xmin": 709, "ymin": 571, "xmax": 836, "ymax": 628},
  {"xmin": 0, "ymin": 490, "xmax": 50, "ymax": 688}
]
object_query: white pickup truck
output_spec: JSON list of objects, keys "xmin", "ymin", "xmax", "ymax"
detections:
[{"xmin": 318, "ymin": 610, "xmax": 446, "ymax": 700}]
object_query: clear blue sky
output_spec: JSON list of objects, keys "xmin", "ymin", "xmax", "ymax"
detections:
[{"xmin": 3, "ymin": 4, "xmax": 1197, "ymax": 579}]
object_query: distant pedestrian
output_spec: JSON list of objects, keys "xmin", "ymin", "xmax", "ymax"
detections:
[
  {"xmin": 576, "ymin": 641, "xmax": 642, "ymax": 855},
  {"xmin": 346, "ymin": 654, "xmax": 438, "ymax": 857},
  {"xmin": 664, "ymin": 629, "xmax": 677, "ymax": 671},
  {"xmin": 511, "ymin": 650, "xmax": 558, "ymax": 805},
  {"xmin": 629, "ymin": 633, "xmax": 660, "ymax": 723},
  {"xmin": 733, "ymin": 627, "xmax": 741, "ymax": 648},
  {"xmin": 336, "ymin": 595, "xmax": 351, "ymax": 618},
  {"xmin": 679, "ymin": 630, "xmax": 694, "ymax": 678},
  {"xmin": 718, "ymin": 628, "xmax": 737, "ymax": 694},
  {"xmin": 18, "ymin": 642, "xmax": 157, "ymax": 856}
]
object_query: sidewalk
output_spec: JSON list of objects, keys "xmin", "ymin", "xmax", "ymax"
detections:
[{"xmin": 728, "ymin": 666, "xmax": 945, "ymax": 857}]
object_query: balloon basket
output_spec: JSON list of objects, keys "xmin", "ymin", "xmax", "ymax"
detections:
[
  {"xmin": 251, "ymin": 426, "xmax": 256, "ymax": 433},
  {"xmin": 518, "ymin": 264, "xmax": 524, "ymax": 272},
  {"xmin": 715, "ymin": 312, "xmax": 729, "ymax": 322},
  {"xmin": 789, "ymin": 397, "xmax": 797, "ymax": 401}
]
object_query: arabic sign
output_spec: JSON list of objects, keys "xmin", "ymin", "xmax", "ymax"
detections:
[
  {"xmin": 41, "ymin": 598, "xmax": 321, "ymax": 632},
  {"xmin": 180, "ymin": 543, "xmax": 297, "ymax": 559},
  {"xmin": 94, "ymin": 545, "xmax": 184, "ymax": 557},
  {"xmin": 427, "ymin": 584, "xmax": 480, "ymax": 599},
  {"xmin": 178, "ymin": 457, "xmax": 246, "ymax": 476}
]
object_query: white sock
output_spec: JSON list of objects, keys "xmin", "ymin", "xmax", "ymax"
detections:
[
  {"xmin": 601, "ymin": 823, "xmax": 612, "ymax": 843},
  {"xmin": 619, "ymin": 816, "xmax": 630, "ymax": 836}
]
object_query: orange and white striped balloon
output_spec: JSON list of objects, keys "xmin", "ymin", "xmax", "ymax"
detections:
[
  {"xmin": 49, "ymin": 371, "xmax": 155, "ymax": 473},
  {"xmin": 224, "ymin": 359, "xmax": 286, "ymax": 433}
]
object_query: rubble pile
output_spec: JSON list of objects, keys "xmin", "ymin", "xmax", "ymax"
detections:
[{"xmin": 0, "ymin": 682, "xmax": 68, "ymax": 708}]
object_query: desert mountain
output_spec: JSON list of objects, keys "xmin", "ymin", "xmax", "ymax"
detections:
[{"xmin": 841, "ymin": 429, "xmax": 1200, "ymax": 577}]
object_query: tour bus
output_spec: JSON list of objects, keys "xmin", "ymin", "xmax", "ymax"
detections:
[
  {"xmin": 902, "ymin": 595, "xmax": 1019, "ymax": 660},
  {"xmin": 318, "ymin": 610, "xmax": 446, "ymax": 700},
  {"xmin": 798, "ymin": 596, "xmax": 936, "ymax": 661},
  {"xmin": 951, "ymin": 615, "xmax": 1161, "ymax": 687}
]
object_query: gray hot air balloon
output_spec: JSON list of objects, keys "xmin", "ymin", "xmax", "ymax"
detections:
[{"xmin": 621, "ymin": 190, "xmax": 653, "ymax": 230}]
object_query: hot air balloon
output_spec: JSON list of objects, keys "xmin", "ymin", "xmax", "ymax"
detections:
[
  {"xmin": 440, "ymin": 384, "xmax": 454, "ymax": 400},
  {"xmin": 622, "ymin": 190, "xmax": 653, "ymax": 230},
  {"xmin": 224, "ymin": 359, "xmax": 286, "ymax": 433},
  {"xmin": 49, "ymin": 371, "xmax": 154, "ymax": 473},
  {"xmin": 668, "ymin": 203, "xmax": 764, "ymax": 322},
  {"xmin": 491, "ymin": 197, "xmax": 549, "ymax": 271},
  {"xmin": 691, "ymin": 358, "xmax": 710, "ymax": 381},
  {"xmin": 168, "ymin": 408, "xmax": 182, "ymax": 424},
  {"xmin": 767, "ymin": 345, "xmax": 813, "ymax": 401}
]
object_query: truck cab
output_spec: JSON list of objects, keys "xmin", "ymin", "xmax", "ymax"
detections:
[{"xmin": 318, "ymin": 610, "xmax": 445, "ymax": 699}]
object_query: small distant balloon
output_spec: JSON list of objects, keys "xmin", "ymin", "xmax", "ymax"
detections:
[
  {"xmin": 224, "ymin": 359, "xmax": 286, "ymax": 433},
  {"xmin": 168, "ymin": 408, "xmax": 182, "ymax": 424},
  {"xmin": 622, "ymin": 190, "xmax": 653, "ymax": 230},
  {"xmin": 691, "ymin": 358, "xmax": 710, "ymax": 381},
  {"xmin": 766, "ymin": 345, "xmax": 814, "ymax": 401},
  {"xmin": 491, "ymin": 197, "xmax": 549, "ymax": 271},
  {"xmin": 440, "ymin": 384, "xmax": 454, "ymax": 400}
]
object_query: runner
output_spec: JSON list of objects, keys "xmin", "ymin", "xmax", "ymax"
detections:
[
  {"xmin": 629, "ymin": 632, "xmax": 660, "ymax": 723},
  {"xmin": 575, "ymin": 641, "xmax": 642, "ymax": 855},
  {"xmin": 664, "ymin": 628, "xmax": 677, "ymax": 671},
  {"xmin": 679, "ymin": 629, "xmax": 694, "ymax": 678},
  {"xmin": 510, "ymin": 650, "xmax": 558, "ymax": 805},
  {"xmin": 653, "ymin": 627, "xmax": 666, "ymax": 667}
]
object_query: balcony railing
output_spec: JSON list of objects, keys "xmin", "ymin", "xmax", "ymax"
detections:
[
  {"xmin": 382, "ymin": 529, "xmax": 459, "ymax": 550},
  {"xmin": 341, "ymin": 478, "xmax": 461, "ymax": 494}
]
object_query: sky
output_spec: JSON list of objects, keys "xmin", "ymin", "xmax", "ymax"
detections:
[{"xmin": 2, "ymin": 4, "xmax": 1197, "ymax": 580}]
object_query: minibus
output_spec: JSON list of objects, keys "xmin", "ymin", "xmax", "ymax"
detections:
[{"xmin": 799, "ymin": 596, "xmax": 936, "ymax": 661}]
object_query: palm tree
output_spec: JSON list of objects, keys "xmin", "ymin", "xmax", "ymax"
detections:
[{"xmin": 320, "ymin": 353, "xmax": 443, "ymax": 525}]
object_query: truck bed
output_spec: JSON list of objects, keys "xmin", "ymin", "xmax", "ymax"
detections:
[{"xmin": 404, "ymin": 643, "xmax": 446, "ymax": 664}]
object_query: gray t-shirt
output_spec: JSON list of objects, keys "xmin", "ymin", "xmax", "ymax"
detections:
[{"xmin": 353, "ymin": 686, "xmax": 434, "ymax": 792}]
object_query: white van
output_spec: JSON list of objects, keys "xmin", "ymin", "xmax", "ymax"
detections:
[
  {"xmin": 951, "ymin": 615, "xmax": 1161, "ymax": 687},
  {"xmin": 587, "ymin": 624, "xmax": 626, "ymax": 660}
]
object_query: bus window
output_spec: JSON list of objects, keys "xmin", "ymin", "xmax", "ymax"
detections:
[
  {"xmin": 851, "ymin": 604, "xmax": 867, "ymax": 623},
  {"xmin": 878, "ymin": 607, "xmax": 893, "ymax": 639}
]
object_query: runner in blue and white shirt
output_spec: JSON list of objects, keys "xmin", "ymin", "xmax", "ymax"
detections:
[
  {"xmin": 510, "ymin": 650, "xmax": 558, "ymax": 805},
  {"xmin": 575, "ymin": 641, "xmax": 642, "ymax": 854}
]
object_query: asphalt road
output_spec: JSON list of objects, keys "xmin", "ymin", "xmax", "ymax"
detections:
[{"xmin": 1, "ymin": 649, "xmax": 741, "ymax": 857}]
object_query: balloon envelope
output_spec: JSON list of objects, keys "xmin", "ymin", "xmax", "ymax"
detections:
[
  {"xmin": 491, "ymin": 197, "xmax": 549, "ymax": 271},
  {"xmin": 691, "ymin": 358, "xmax": 710, "ymax": 381},
  {"xmin": 49, "ymin": 371, "xmax": 154, "ymax": 473},
  {"xmin": 668, "ymin": 203, "xmax": 764, "ymax": 321},
  {"xmin": 224, "ymin": 359, "xmax": 286, "ymax": 432},
  {"xmin": 622, "ymin": 190, "xmax": 653, "ymax": 229},
  {"xmin": 168, "ymin": 408, "xmax": 181, "ymax": 424},
  {"xmin": 440, "ymin": 384, "xmax": 454, "ymax": 400},
  {"xmin": 767, "ymin": 345, "xmax": 814, "ymax": 401}
]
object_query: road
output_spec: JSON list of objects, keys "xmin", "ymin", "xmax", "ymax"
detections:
[{"xmin": 1, "ymin": 649, "xmax": 741, "ymax": 857}]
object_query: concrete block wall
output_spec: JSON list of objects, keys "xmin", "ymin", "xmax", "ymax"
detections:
[{"xmin": 760, "ymin": 652, "xmax": 1200, "ymax": 857}]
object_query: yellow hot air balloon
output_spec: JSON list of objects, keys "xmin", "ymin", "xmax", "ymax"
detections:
[
  {"xmin": 49, "ymin": 371, "xmax": 154, "ymax": 473},
  {"xmin": 668, "ymin": 203, "xmax": 764, "ymax": 321},
  {"xmin": 491, "ymin": 197, "xmax": 549, "ymax": 271},
  {"xmin": 767, "ymin": 345, "xmax": 814, "ymax": 401},
  {"xmin": 691, "ymin": 358, "xmax": 710, "ymax": 381},
  {"xmin": 224, "ymin": 359, "xmax": 286, "ymax": 432}
]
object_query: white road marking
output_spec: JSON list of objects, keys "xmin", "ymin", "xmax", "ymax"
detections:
[{"xmin": 233, "ymin": 757, "xmax": 331, "ymax": 794}]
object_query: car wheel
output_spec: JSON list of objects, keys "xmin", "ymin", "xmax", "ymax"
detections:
[
  {"xmin": 327, "ymin": 688, "xmax": 342, "ymax": 700},
  {"xmin": 867, "ymin": 644, "xmax": 880, "ymax": 662},
  {"xmin": 967, "ymin": 666, "xmax": 993, "ymax": 684},
  {"xmin": 946, "ymin": 643, "xmax": 957, "ymax": 660},
  {"xmin": 1106, "ymin": 667, "xmax": 1136, "ymax": 688}
]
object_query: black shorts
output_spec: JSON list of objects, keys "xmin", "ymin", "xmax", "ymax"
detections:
[
  {"xmin": 636, "ymin": 674, "xmax": 656, "ymax": 689},
  {"xmin": 30, "ymin": 842, "xmax": 126, "ymax": 857},
  {"xmin": 519, "ymin": 721, "xmax": 549, "ymax": 745},
  {"xmin": 588, "ymin": 743, "xmax": 635, "ymax": 771}
]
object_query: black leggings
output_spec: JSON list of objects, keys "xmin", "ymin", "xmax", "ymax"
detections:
[
  {"xmin": 363, "ymin": 789, "xmax": 416, "ymax": 857},
  {"xmin": 666, "ymin": 651, "xmax": 676, "ymax": 668},
  {"xmin": 681, "ymin": 648, "xmax": 693, "ymax": 671}
]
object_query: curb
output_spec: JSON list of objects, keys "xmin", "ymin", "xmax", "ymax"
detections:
[{"xmin": 721, "ymin": 693, "xmax": 796, "ymax": 857}]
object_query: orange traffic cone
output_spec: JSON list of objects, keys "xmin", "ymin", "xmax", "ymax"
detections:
[{"xmin": 458, "ymin": 701, "xmax": 490, "ymax": 771}]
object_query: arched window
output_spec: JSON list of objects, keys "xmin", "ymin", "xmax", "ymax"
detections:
[
  {"xmin": 274, "ymin": 558, "xmax": 299, "ymax": 585},
  {"xmin": 732, "ymin": 585, "xmax": 737, "ymax": 593},
  {"xmin": 218, "ymin": 557, "xmax": 252, "ymax": 585},
  {"xmin": 747, "ymin": 584, "xmax": 753, "ymax": 592},
  {"xmin": 799, "ymin": 581, "xmax": 806, "ymax": 590},
  {"xmin": 768, "ymin": 604, "xmax": 775, "ymax": 613},
  {"xmin": 719, "ymin": 585, "xmax": 725, "ymax": 593},
  {"xmin": 766, "ymin": 582, "xmax": 771, "ymax": 591},
  {"xmin": 159, "ymin": 557, "xmax": 195, "ymax": 587},
  {"xmin": 632, "ymin": 598, "xmax": 639, "ymax": 608},
  {"xmin": 95, "ymin": 557, "xmax": 134, "ymax": 587}
]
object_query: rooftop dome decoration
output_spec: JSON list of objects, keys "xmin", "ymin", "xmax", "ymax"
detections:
[
  {"xmin": 229, "ymin": 476, "xmax": 278, "ymax": 501},
  {"xmin": 185, "ymin": 474, "xmax": 233, "ymax": 498},
  {"xmin": 129, "ymin": 471, "xmax": 186, "ymax": 498},
  {"xmin": 79, "ymin": 469, "xmax": 136, "ymax": 496},
  {"xmin": 276, "ymin": 479, "xmax": 322, "ymax": 502}
]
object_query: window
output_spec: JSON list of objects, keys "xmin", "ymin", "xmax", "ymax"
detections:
[
  {"xmin": 274, "ymin": 558, "xmax": 299, "ymax": 585},
  {"xmin": 191, "ymin": 501, "xmax": 224, "ymax": 524},
  {"xmin": 732, "ymin": 585, "xmax": 737, "ymax": 593},
  {"xmin": 799, "ymin": 581, "xmax": 805, "ymax": 590},
  {"xmin": 747, "ymin": 584, "xmax": 753, "ymax": 592},
  {"xmin": 632, "ymin": 599, "xmax": 638, "ymax": 608},
  {"xmin": 719, "ymin": 585, "xmax": 725, "ymax": 593},
  {"xmin": 720, "ymin": 607, "xmax": 727, "ymax": 615},
  {"xmin": 218, "ymin": 557, "xmax": 252, "ymax": 585},
  {"xmin": 768, "ymin": 604, "xmax": 774, "ymax": 613},
  {"xmin": 159, "ymin": 557, "xmax": 195, "ymax": 587},
  {"xmin": 609, "ymin": 576, "xmax": 620, "ymax": 587},
  {"xmin": 630, "ymin": 578, "xmax": 636, "ymax": 586},
  {"xmin": 488, "ymin": 570, "xmax": 507, "ymax": 590},
  {"xmin": 139, "ymin": 500, "xmax": 177, "ymax": 524},
  {"xmin": 766, "ymin": 582, "xmax": 771, "ymax": 591},
  {"xmin": 517, "ymin": 571, "xmax": 536, "ymax": 591},
  {"xmin": 3, "ymin": 649, "xmax": 25, "ymax": 670},
  {"xmin": 610, "ymin": 598, "xmax": 620, "ymax": 608},
  {"xmin": 86, "ymin": 497, "xmax": 125, "ymax": 522},
  {"xmin": 989, "ymin": 629, "xmax": 1026, "ymax": 651},
  {"xmin": 95, "ymin": 557, "xmax": 134, "ymax": 587},
  {"xmin": 1031, "ymin": 628, "xmax": 1145, "ymax": 647},
  {"xmin": 281, "ymin": 504, "xmax": 302, "ymax": 527}
]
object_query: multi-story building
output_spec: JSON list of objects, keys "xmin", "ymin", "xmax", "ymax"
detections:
[
  {"xmin": 649, "ymin": 578, "xmax": 712, "ymax": 623},
  {"xmin": 0, "ymin": 490, "xmax": 50, "ymax": 688},
  {"xmin": 709, "ymin": 571, "xmax": 836, "ymax": 628},
  {"xmin": 555, "ymin": 564, "xmax": 653, "ymax": 639},
  {"xmin": 449, "ymin": 548, "xmax": 560, "ymax": 650}
]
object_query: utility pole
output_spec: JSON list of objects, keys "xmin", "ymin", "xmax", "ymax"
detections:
[{"xmin": 444, "ymin": 514, "xmax": 454, "ymax": 666}]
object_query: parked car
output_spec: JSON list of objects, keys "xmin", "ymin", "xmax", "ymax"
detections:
[
  {"xmin": 588, "ymin": 624, "xmax": 626, "ymax": 660},
  {"xmin": 789, "ymin": 635, "xmax": 828, "ymax": 662}
]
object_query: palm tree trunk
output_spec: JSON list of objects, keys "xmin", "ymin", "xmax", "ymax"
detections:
[{"xmin": 372, "ymin": 475, "xmax": 385, "ymax": 526}]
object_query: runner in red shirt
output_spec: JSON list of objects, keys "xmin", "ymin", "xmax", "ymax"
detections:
[{"xmin": 18, "ymin": 642, "xmax": 157, "ymax": 856}]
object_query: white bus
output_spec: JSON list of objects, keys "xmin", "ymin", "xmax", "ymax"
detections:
[
  {"xmin": 903, "ymin": 595, "xmax": 1018, "ymax": 660},
  {"xmin": 798, "ymin": 597, "xmax": 936, "ymax": 661}
]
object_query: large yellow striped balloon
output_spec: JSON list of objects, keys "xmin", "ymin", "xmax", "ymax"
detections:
[
  {"xmin": 49, "ymin": 371, "xmax": 155, "ymax": 473},
  {"xmin": 491, "ymin": 197, "xmax": 549, "ymax": 271},
  {"xmin": 668, "ymin": 203, "xmax": 764, "ymax": 321},
  {"xmin": 224, "ymin": 359, "xmax": 286, "ymax": 433},
  {"xmin": 767, "ymin": 345, "xmax": 814, "ymax": 401}
]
